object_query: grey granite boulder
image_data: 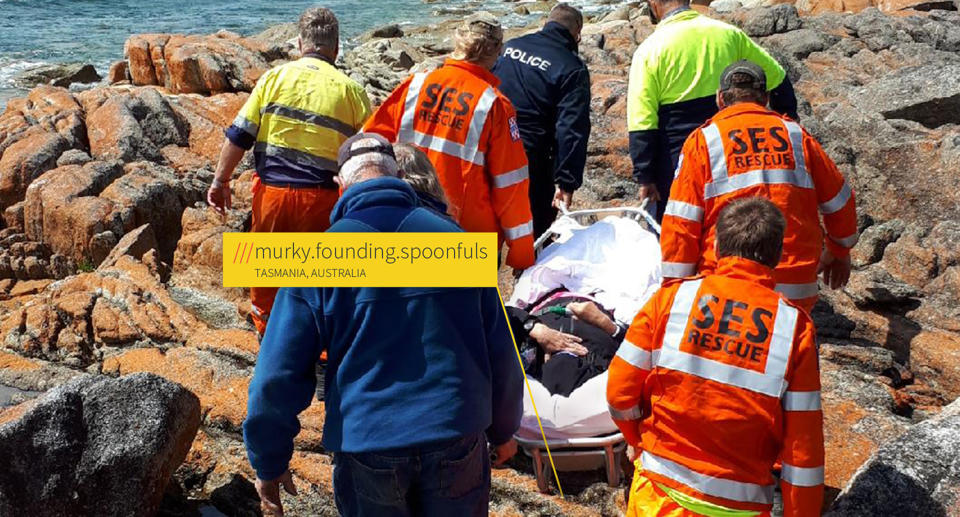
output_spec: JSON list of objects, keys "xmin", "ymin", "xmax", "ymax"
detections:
[
  {"xmin": 0, "ymin": 373, "xmax": 201, "ymax": 517},
  {"xmin": 828, "ymin": 398, "xmax": 960, "ymax": 516}
]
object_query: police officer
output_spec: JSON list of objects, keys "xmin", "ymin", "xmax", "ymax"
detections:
[
  {"xmin": 494, "ymin": 3, "xmax": 591, "ymax": 238},
  {"xmin": 628, "ymin": 0, "xmax": 798, "ymax": 222}
]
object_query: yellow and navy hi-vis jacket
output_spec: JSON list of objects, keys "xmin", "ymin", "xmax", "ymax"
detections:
[
  {"xmin": 627, "ymin": 8, "xmax": 797, "ymax": 219},
  {"xmin": 226, "ymin": 54, "xmax": 372, "ymax": 188}
]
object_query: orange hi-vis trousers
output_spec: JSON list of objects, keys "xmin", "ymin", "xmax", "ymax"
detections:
[
  {"xmin": 628, "ymin": 473, "xmax": 771, "ymax": 517},
  {"xmin": 249, "ymin": 178, "xmax": 339, "ymax": 335}
]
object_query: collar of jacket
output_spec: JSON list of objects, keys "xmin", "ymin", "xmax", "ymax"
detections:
[
  {"xmin": 302, "ymin": 52, "xmax": 336, "ymax": 67},
  {"xmin": 443, "ymin": 58, "xmax": 501, "ymax": 88},
  {"xmin": 715, "ymin": 256, "xmax": 777, "ymax": 290},
  {"xmin": 330, "ymin": 177, "xmax": 419, "ymax": 224},
  {"xmin": 540, "ymin": 21, "xmax": 578, "ymax": 52},
  {"xmin": 715, "ymin": 101, "xmax": 777, "ymax": 118},
  {"xmin": 657, "ymin": 7, "xmax": 697, "ymax": 28}
]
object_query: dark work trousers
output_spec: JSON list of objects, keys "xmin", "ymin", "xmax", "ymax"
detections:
[{"xmin": 528, "ymin": 152, "xmax": 559, "ymax": 239}]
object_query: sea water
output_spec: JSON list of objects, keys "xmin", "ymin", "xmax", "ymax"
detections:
[
  {"xmin": 0, "ymin": 0, "xmax": 609, "ymax": 109},
  {"xmin": 0, "ymin": 0, "xmax": 448, "ymax": 107}
]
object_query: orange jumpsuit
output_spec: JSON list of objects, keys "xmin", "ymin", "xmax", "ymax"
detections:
[
  {"xmin": 364, "ymin": 59, "xmax": 536, "ymax": 269},
  {"xmin": 660, "ymin": 102, "xmax": 857, "ymax": 312},
  {"xmin": 608, "ymin": 256, "xmax": 824, "ymax": 517}
]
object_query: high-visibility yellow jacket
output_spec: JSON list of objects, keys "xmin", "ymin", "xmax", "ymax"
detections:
[
  {"xmin": 607, "ymin": 256, "xmax": 824, "ymax": 516},
  {"xmin": 364, "ymin": 59, "xmax": 536, "ymax": 269},
  {"xmin": 627, "ymin": 8, "xmax": 796, "ymax": 219},
  {"xmin": 660, "ymin": 102, "xmax": 858, "ymax": 312},
  {"xmin": 226, "ymin": 54, "xmax": 372, "ymax": 188}
]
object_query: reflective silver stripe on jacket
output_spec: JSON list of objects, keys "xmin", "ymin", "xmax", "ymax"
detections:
[
  {"xmin": 782, "ymin": 390, "xmax": 821, "ymax": 411},
  {"xmin": 657, "ymin": 280, "xmax": 798, "ymax": 398},
  {"xmin": 819, "ymin": 182, "xmax": 852, "ymax": 215},
  {"xmin": 398, "ymin": 74, "xmax": 495, "ymax": 168},
  {"xmin": 781, "ymin": 463, "xmax": 824, "ymax": 487},
  {"xmin": 503, "ymin": 220, "xmax": 534, "ymax": 240},
  {"xmin": 641, "ymin": 451, "xmax": 775, "ymax": 504},
  {"xmin": 492, "ymin": 166, "xmax": 529, "ymax": 189},
  {"xmin": 664, "ymin": 200, "xmax": 704, "ymax": 223},
  {"xmin": 253, "ymin": 142, "xmax": 338, "ymax": 172},
  {"xmin": 399, "ymin": 72, "xmax": 427, "ymax": 137},
  {"xmin": 463, "ymin": 87, "xmax": 497, "ymax": 165},
  {"xmin": 775, "ymin": 282, "xmax": 819, "ymax": 300},
  {"xmin": 615, "ymin": 339, "xmax": 654, "ymax": 371},
  {"xmin": 701, "ymin": 120, "xmax": 814, "ymax": 199},
  {"xmin": 829, "ymin": 232, "xmax": 858, "ymax": 248},
  {"xmin": 662, "ymin": 262, "xmax": 696, "ymax": 278},
  {"xmin": 608, "ymin": 404, "xmax": 643, "ymax": 421},
  {"xmin": 232, "ymin": 115, "xmax": 259, "ymax": 137},
  {"xmin": 261, "ymin": 103, "xmax": 358, "ymax": 138},
  {"xmin": 702, "ymin": 123, "xmax": 727, "ymax": 181}
]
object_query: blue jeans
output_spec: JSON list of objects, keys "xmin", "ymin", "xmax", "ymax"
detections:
[{"xmin": 332, "ymin": 432, "xmax": 490, "ymax": 517}]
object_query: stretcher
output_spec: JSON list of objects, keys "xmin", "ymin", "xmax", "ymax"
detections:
[{"xmin": 515, "ymin": 201, "xmax": 661, "ymax": 493}]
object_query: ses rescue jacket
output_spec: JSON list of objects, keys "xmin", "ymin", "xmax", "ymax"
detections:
[
  {"xmin": 365, "ymin": 59, "xmax": 536, "ymax": 269},
  {"xmin": 660, "ymin": 103, "xmax": 858, "ymax": 311},
  {"xmin": 226, "ymin": 55, "xmax": 372, "ymax": 188},
  {"xmin": 493, "ymin": 21, "xmax": 591, "ymax": 192},
  {"xmin": 627, "ymin": 9, "xmax": 797, "ymax": 217},
  {"xmin": 607, "ymin": 257, "xmax": 824, "ymax": 517}
]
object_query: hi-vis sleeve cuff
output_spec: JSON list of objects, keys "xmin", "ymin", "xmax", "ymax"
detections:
[
  {"xmin": 664, "ymin": 200, "xmax": 704, "ymax": 223},
  {"xmin": 609, "ymin": 403, "xmax": 643, "ymax": 421},
  {"xmin": 493, "ymin": 166, "xmax": 529, "ymax": 189},
  {"xmin": 503, "ymin": 220, "xmax": 534, "ymax": 241},
  {"xmin": 783, "ymin": 390, "xmax": 821, "ymax": 411},
  {"xmin": 819, "ymin": 182, "xmax": 853, "ymax": 215},
  {"xmin": 662, "ymin": 262, "xmax": 697, "ymax": 278},
  {"xmin": 781, "ymin": 463, "xmax": 825, "ymax": 487},
  {"xmin": 615, "ymin": 339, "xmax": 655, "ymax": 371}
]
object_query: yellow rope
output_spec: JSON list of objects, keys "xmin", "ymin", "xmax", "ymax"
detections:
[{"xmin": 496, "ymin": 287, "xmax": 565, "ymax": 498}]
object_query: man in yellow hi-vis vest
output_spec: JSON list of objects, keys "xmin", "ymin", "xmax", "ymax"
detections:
[
  {"xmin": 628, "ymin": 0, "xmax": 797, "ymax": 221},
  {"xmin": 207, "ymin": 7, "xmax": 372, "ymax": 334}
]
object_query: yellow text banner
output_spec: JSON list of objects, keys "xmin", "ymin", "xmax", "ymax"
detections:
[{"xmin": 223, "ymin": 232, "xmax": 498, "ymax": 287}]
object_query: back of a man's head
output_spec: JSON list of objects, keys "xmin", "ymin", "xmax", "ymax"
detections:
[
  {"xmin": 548, "ymin": 4, "xmax": 584, "ymax": 35},
  {"xmin": 299, "ymin": 7, "xmax": 339, "ymax": 53},
  {"xmin": 337, "ymin": 133, "xmax": 399, "ymax": 187},
  {"xmin": 715, "ymin": 198, "xmax": 785, "ymax": 269},
  {"xmin": 718, "ymin": 60, "xmax": 769, "ymax": 107}
]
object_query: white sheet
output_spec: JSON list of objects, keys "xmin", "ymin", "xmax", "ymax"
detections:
[
  {"xmin": 509, "ymin": 216, "xmax": 662, "ymax": 325},
  {"xmin": 512, "ymin": 215, "xmax": 662, "ymax": 440},
  {"xmin": 517, "ymin": 373, "xmax": 617, "ymax": 440}
]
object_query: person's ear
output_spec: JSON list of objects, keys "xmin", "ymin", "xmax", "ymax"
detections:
[{"xmin": 716, "ymin": 91, "xmax": 725, "ymax": 110}]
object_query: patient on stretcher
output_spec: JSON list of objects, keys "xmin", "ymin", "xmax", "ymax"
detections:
[{"xmin": 507, "ymin": 296, "xmax": 626, "ymax": 397}]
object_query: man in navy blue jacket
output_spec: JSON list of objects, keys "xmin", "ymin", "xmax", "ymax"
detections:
[
  {"xmin": 243, "ymin": 133, "xmax": 524, "ymax": 516},
  {"xmin": 494, "ymin": 3, "xmax": 591, "ymax": 238}
]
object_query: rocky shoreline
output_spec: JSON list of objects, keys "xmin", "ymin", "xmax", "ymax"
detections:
[{"xmin": 1, "ymin": 1, "xmax": 960, "ymax": 515}]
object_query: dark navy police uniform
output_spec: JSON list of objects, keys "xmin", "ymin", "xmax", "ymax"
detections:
[{"xmin": 494, "ymin": 21, "xmax": 591, "ymax": 238}]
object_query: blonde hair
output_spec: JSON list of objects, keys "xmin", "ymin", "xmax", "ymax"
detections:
[
  {"xmin": 452, "ymin": 13, "xmax": 503, "ymax": 63},
  {"xmin": 394, "ymin": 144, "xmax": 448, "ymax": 205}
]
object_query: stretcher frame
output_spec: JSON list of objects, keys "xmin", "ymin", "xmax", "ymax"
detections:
[{"xmin": 519, "ymin": 201, "xmax": 660, "ymax": 493}]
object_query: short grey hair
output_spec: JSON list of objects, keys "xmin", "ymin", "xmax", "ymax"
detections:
[
  {"xmin": 299, "ymin": 7, "xmax": 339, "ymax": 51},
  {"xmin": 338, "ymin": 134, "xmax": 399, "ymax": 187},
  {"xmin": 394, "ymin": 144, "xmax": 448, "ymax": 204}
]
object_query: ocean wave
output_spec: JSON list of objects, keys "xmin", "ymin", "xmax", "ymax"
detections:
[{"xmin": 0, "ymin": 58, "xmax": 50, "ymax": 88}]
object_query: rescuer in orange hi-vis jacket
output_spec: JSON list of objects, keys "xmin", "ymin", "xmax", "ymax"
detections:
[
  {"xmin": 660, "ymin": 60, "xmax": 857, "ymax": 313},
  {"xmin": 364, "ymin": 12, "xmax": 536, "ymax": 270},
  {"xmin": 609, "ymin": 198, "xmax": 824, "ymax": 517}
]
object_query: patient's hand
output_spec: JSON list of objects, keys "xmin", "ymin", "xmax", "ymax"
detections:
[
  {"xmin": 529, "ymin": 323, "xmax": 588, "ymax": 356},
  {"xmin": 567, "ymin": 302, "xmax": 617, "ymax": 335}
]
